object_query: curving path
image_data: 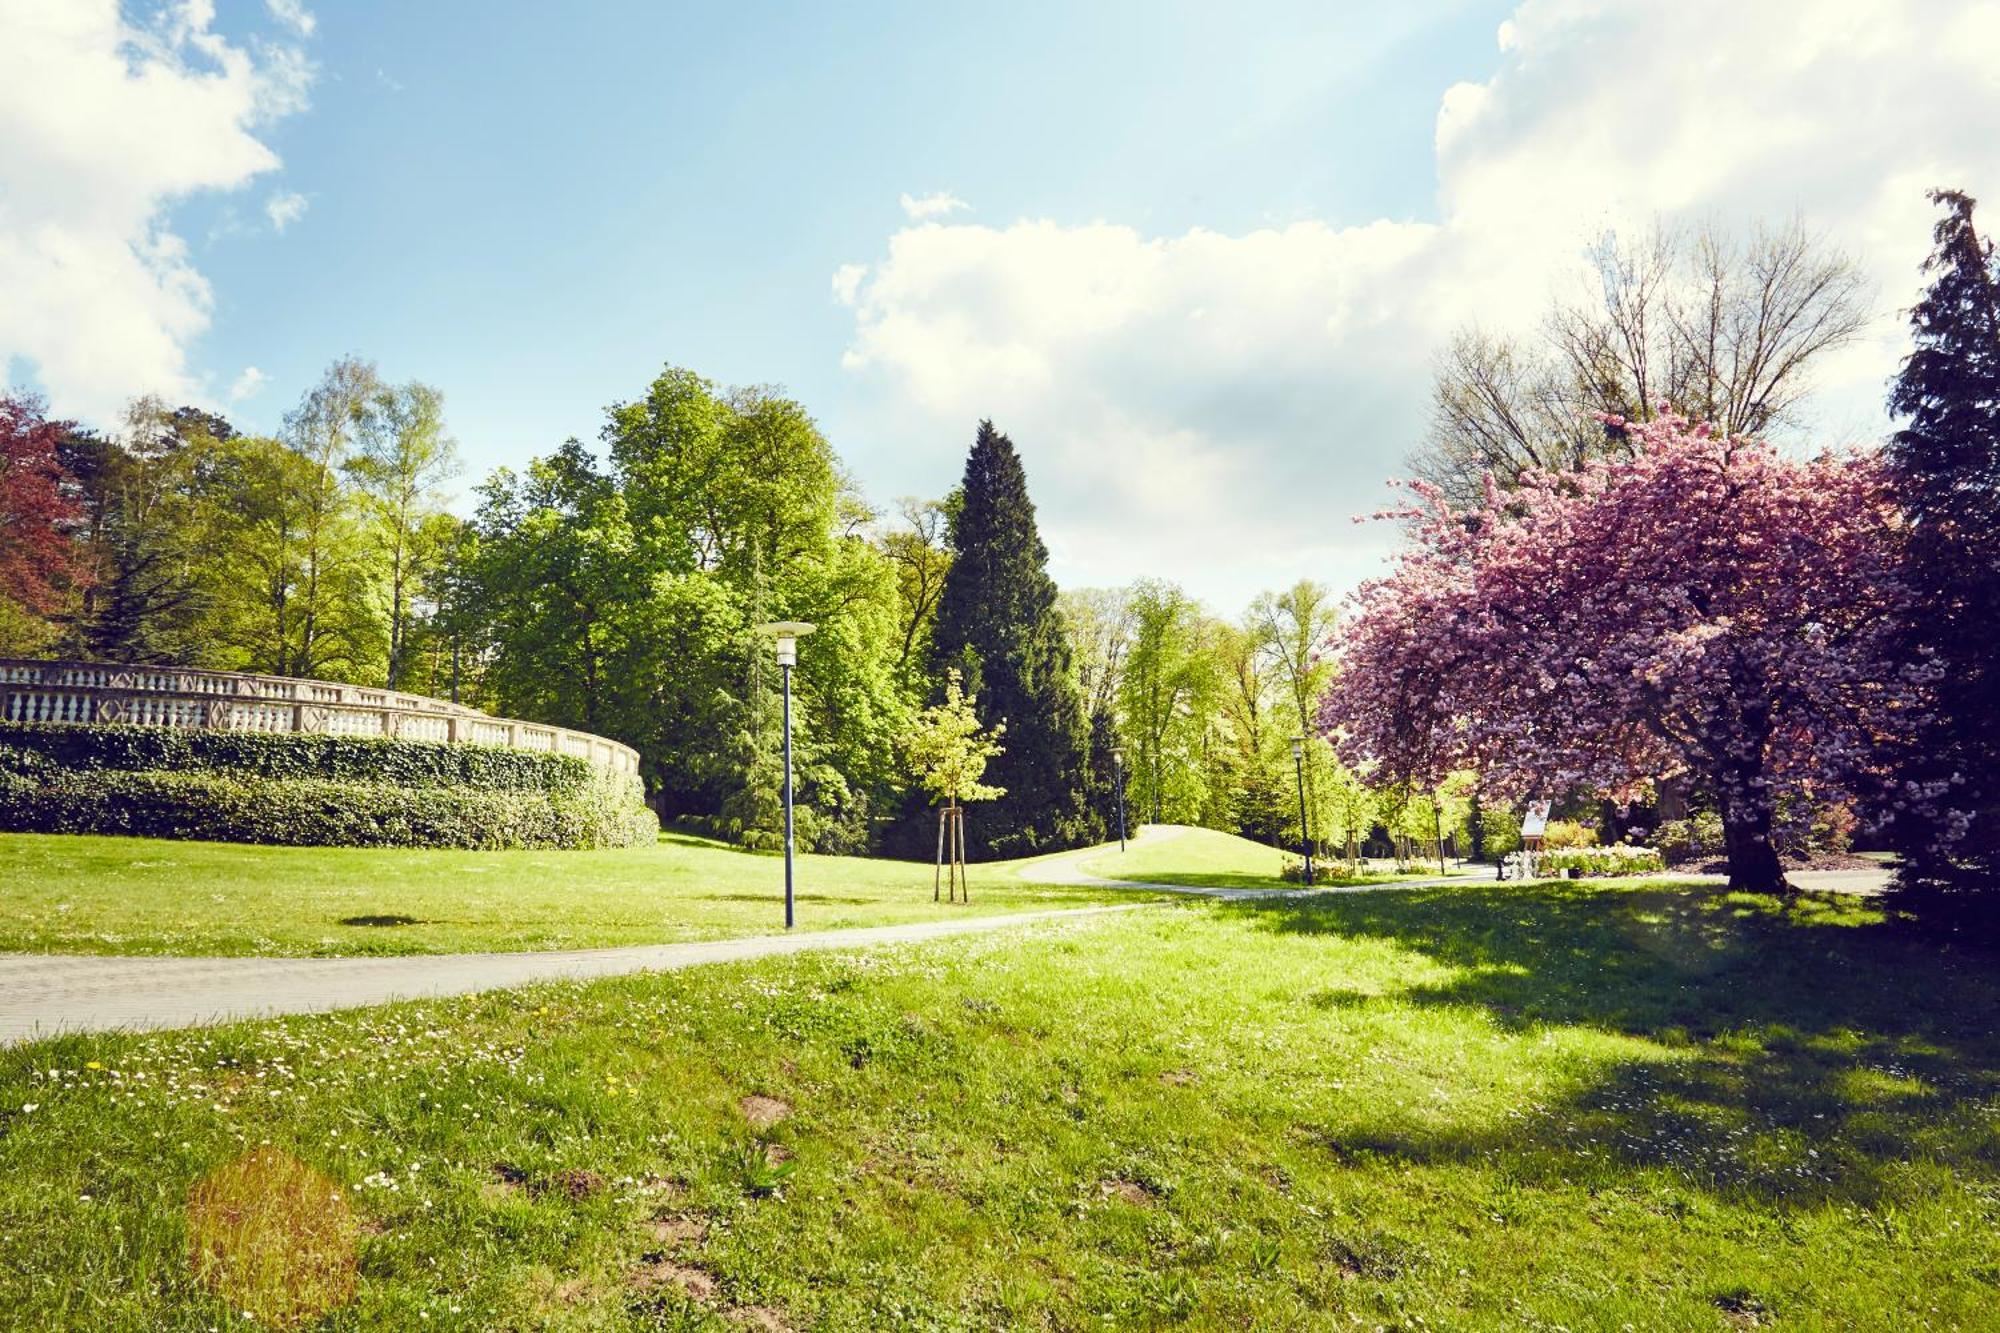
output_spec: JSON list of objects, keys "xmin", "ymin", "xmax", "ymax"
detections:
[{"xmin": 0, "ymin": 904, "xmax": 1149, "ymax": 1046}]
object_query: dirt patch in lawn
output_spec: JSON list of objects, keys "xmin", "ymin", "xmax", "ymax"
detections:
[
  {"xmin": 630, "ymin": 1255, "xmax": 720, "ymax": 1302},
  {"xmin": 739, "ymin": 1094, "xmax": 792, "ymax": 1128},
  {"xmin": 648, "ymin": 1214, "xmax": 708, "ymax": 1247},
  {"xmin": 1097, "ymin": 1178, "xmax": 1158, "ymax": 1207}
]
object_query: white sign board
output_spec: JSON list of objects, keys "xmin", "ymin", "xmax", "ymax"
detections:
[{"xmin": 1520, "ymin": 800, "xmax": 1551, "ymax": 838}]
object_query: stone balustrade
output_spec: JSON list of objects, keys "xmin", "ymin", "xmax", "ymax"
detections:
[{"xmin": 0, "ymin": 659, "xmax": 639, "ymax": 776}]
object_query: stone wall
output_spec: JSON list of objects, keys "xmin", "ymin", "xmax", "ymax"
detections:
[{"xmin": 0, "ymin": 659, "xmax": 639, "ymax": 776}]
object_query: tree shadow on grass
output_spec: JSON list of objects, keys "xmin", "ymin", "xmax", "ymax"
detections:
[
  {"xmin": 1095, "ymin": 872, "xmax": 1404, "ymax": 891},
  {"xmin": 695, "ymin": 894, "xmax": 878, "ymax": 906},
  {"xmin": 1219, "ymin": 884, "xmax": 2000, "ymax": 1211}
]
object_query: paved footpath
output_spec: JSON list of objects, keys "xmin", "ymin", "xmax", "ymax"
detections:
[{"xmin": 0, "ymin": 904, "xmax": 1148, "ymax": 1046}]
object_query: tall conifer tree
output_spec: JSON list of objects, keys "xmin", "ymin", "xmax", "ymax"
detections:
[
  {"xmin": 1886, "ymin": 189, "xmax": 2000, "ymax": 924},
  {"xmin": 930, "ymin": 421, "xmax": 1096, "ymax": 855}
]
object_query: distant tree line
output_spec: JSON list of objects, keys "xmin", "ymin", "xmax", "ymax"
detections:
[{"xmin": 4, "ymin": 362, "xmax": 1381, "ymax": 858}]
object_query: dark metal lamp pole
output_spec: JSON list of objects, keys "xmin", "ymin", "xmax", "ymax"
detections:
[
  {"xmin": 1291, "ymin": 736, "xmax": 1314, "ymax": 887},
  {"xmin": 1112, "ymin": 746, "xmax": 1128, "ymax": 852},
  {"xmin": 754, "ymin": 621, "xmax": 816, "ymax": 930}
]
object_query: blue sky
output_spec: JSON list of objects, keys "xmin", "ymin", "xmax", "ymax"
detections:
[
  {"xmin": 5, "ymin": 1, "xmax": 1997, "ymax": 607},
  {"xmin": 187, "ymin": 2, "xmax": 1504, "ymax": 472}
]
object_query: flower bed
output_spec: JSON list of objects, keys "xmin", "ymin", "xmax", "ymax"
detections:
[{"xmin": 1536, "ymin": 844, "xmax": 1666, "ymax": 877}]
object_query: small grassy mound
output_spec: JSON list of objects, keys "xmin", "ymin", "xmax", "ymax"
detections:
[{"xmin": 1079, "ymin": 824, "xmax": 1423, "ymax": 889}]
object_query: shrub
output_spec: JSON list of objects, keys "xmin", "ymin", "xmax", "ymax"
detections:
[
  {"xmin": 0, "ymin": 722, "xmax": 601, "ymax": 794},
  {"xmin": 0, "ymin": 723, "xmax": 657, "ymax": 850},
  {"xmin": 1656, "ymin": 812, "xmax": 1725, "ymax": 865},
  {"xmin": 1278, "ymin": 857, "xmax": 1383, "ymax": 886},
  {"xmin": 1537, "ymin": 844, "xmax": 1665, "ymax": 877},
  {"xmin": 0, "ymin": 768, "xmax": 656, "ymax": 850},
  {"xmin": 1480, "ymin": 808, "xmax": 1522, "ymax": 858},
  {"xmin": 1541, "ymin": 819, "xmax": 1598, "ymax": 850},
  {"xmin": 1773, "ymin": 794, "xmax": 1860, "ymax": 859}
]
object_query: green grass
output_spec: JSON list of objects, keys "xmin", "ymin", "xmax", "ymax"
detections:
[
  {"xmin": 0, "ymin": 831, "xmax": 1156, "ymax": 957},
  {"xmin": 1077, "ymin": 824, "xmax": 1439, "ymax": 890},
  {"xmin": 7, "ymin": 881, "xmax": 1998, "ymax": 1328}
]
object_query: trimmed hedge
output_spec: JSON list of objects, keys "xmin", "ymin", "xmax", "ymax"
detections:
[
  {"xmin": 0, "ymin": 721, "xmax": 602, "ymax": 794},
  {"xmin": 0, "ymin": 723, "xmax": 658, "ymax": 850}
]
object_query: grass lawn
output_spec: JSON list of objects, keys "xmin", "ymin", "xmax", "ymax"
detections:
[
  {"xmin": 6, "ymin": 881, "xmax": 1998, "ymax": 1329},
  {"xmin": 1076, "ymin": 824, "xmax": 1444, "ymax": 890},
  {"xmin": 0, "ymin": 831, "xmax": 1157, "ymax": 958}
]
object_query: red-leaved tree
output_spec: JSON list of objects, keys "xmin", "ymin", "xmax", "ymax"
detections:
[
  {"xmin": 1, "ymin": 393, "xmax": 87, "ymax": 620},
  {"xmin": 1320, "ymin": 414, "xmax": 1924, "ymax": 892}
]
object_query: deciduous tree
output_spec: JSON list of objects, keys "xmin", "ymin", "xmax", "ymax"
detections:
[
  {"xmin": 347, "ymin": 380, "xmax": 458, "ymax": 690},
  {"xmin": 1325, "ymin": 414, "xmax": 1919, "ymax": 893},
  {"xmin": 1413, "ymin": 219, "xmax": 1872, "ymax": 506},
  {"xmin": 0, "ymin": 393, "xmax": 86, "ymax": 647}
]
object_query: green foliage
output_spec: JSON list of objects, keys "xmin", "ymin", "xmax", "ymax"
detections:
[
  {"xmin": 0, "ymin": 723, "xmax": 654, "ymax": 850},
  {"xmin": 0, "ymin": 722, "xmax": 601, "ymax": 795},
  {"xmin": 902, "ymin": 670, "xmax": 1005, "ymax": 807},
  {"xmin": 1657, "ymin": 812, "xmax": 1726, "ymax": 865},
  {"xmin": 929, "ymin": 421, "xmax": 1095, "ymax": 856},
  {"xmin": 1117, "ymin": 579, "xmax": 1222, "ymax": 826},
  {"xmin": 0, "ymin": 768, "xmax": 654, "ymax": 850},
  {"xmin": 1480, "ymin": 803, "xmax": 1524, "ymax": 857},
  {"xmin": 1885, "ymin": 189, "xmax": 2000, "ymax": 910},
  {"xmin": 1537, "ymin": 844, "xmax": 1666, "ymax": 876},
  {"xmin": 471, "ymin": 368, "xmax": 909, "ymax": 853},
  {"xmin": 1541, "ymin": 818, "xmax": 1598, "ymax": 851},
  {"xmin": 344, "ymin": 378, "xmax": 459, "ymax": 691}
]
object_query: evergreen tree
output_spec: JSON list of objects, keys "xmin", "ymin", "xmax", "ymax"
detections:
[
  {"xmin": 1885, "ymin": 189, "xmax": 2000, "ymax": 925},
  {"xmin": 929, "ymin": 421, "xmax": 1096, "ymax": 856}
]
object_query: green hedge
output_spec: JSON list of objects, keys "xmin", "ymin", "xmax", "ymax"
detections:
[
  {"xmin": 0, "ymin": 723, "xmax": 657, "ymax": 850},
  {"xmin": 0, "ymin": 721, "xmax": 602, "ymax": 794}
]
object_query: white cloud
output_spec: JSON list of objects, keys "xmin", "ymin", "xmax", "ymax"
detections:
[
  {"xmin": 0, "ymin": 1, "xmax": 314, "ymax": 423},
  {"xmin": 265, "ymin": 0, "xmax": 315, "ymax": 38},
  {"xmin": 265, "ymin": 190, "xmax": 308, "ymax": 232},
  {"xmin": 838, "ymin": 0, "xmax": 2000, "ymax": 609},
  {"xmin": 227, "ymin": 365, "xmax": 268, "ymax": 402},
  {"xmin": 830, "ymin": 263, "xmax": 868, "ymax": 306},
  {"xmin": 899, "ymin": 191, "xmax": 969, "ymax": 222}
]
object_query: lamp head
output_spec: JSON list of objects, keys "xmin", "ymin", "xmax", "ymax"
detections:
[
  {"xmin": 753, "ymin": 621, "xmax": 817, "ymax": 667},
  {"xmin": 1291, "ymin": 736, "xmax": 1304, "ymax": 760}
]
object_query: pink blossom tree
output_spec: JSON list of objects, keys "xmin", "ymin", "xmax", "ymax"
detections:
[{"xmin": 1320, "ymin": 414, "xmax": 1924, "ymax": 893}]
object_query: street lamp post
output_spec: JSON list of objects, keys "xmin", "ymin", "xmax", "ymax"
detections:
[
  {"xmin": 1291, "ymin": 736, "xmax": 1314, "ymax": 887},
  {"xmin": 753, "ymin": 621, "xmax": 816, "ymax": 930},
  {"xmin": 1112, "ymin": 746, "xmax": 1128, "ymax": 853}
]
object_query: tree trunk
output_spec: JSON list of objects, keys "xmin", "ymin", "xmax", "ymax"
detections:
[{"xmin": 1717, "ymin": 775, "xmax": 1790, "ymax": 894}]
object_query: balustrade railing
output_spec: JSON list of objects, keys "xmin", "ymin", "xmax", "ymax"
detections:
[{"xmin": 0, "ymin": 659, "xmax": 639, "ymax": 776}]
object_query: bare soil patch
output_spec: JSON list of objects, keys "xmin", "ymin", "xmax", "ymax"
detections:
[{"xmin": 739, "ymin": 1094, "xmax": 792, "ymax": 1128}]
